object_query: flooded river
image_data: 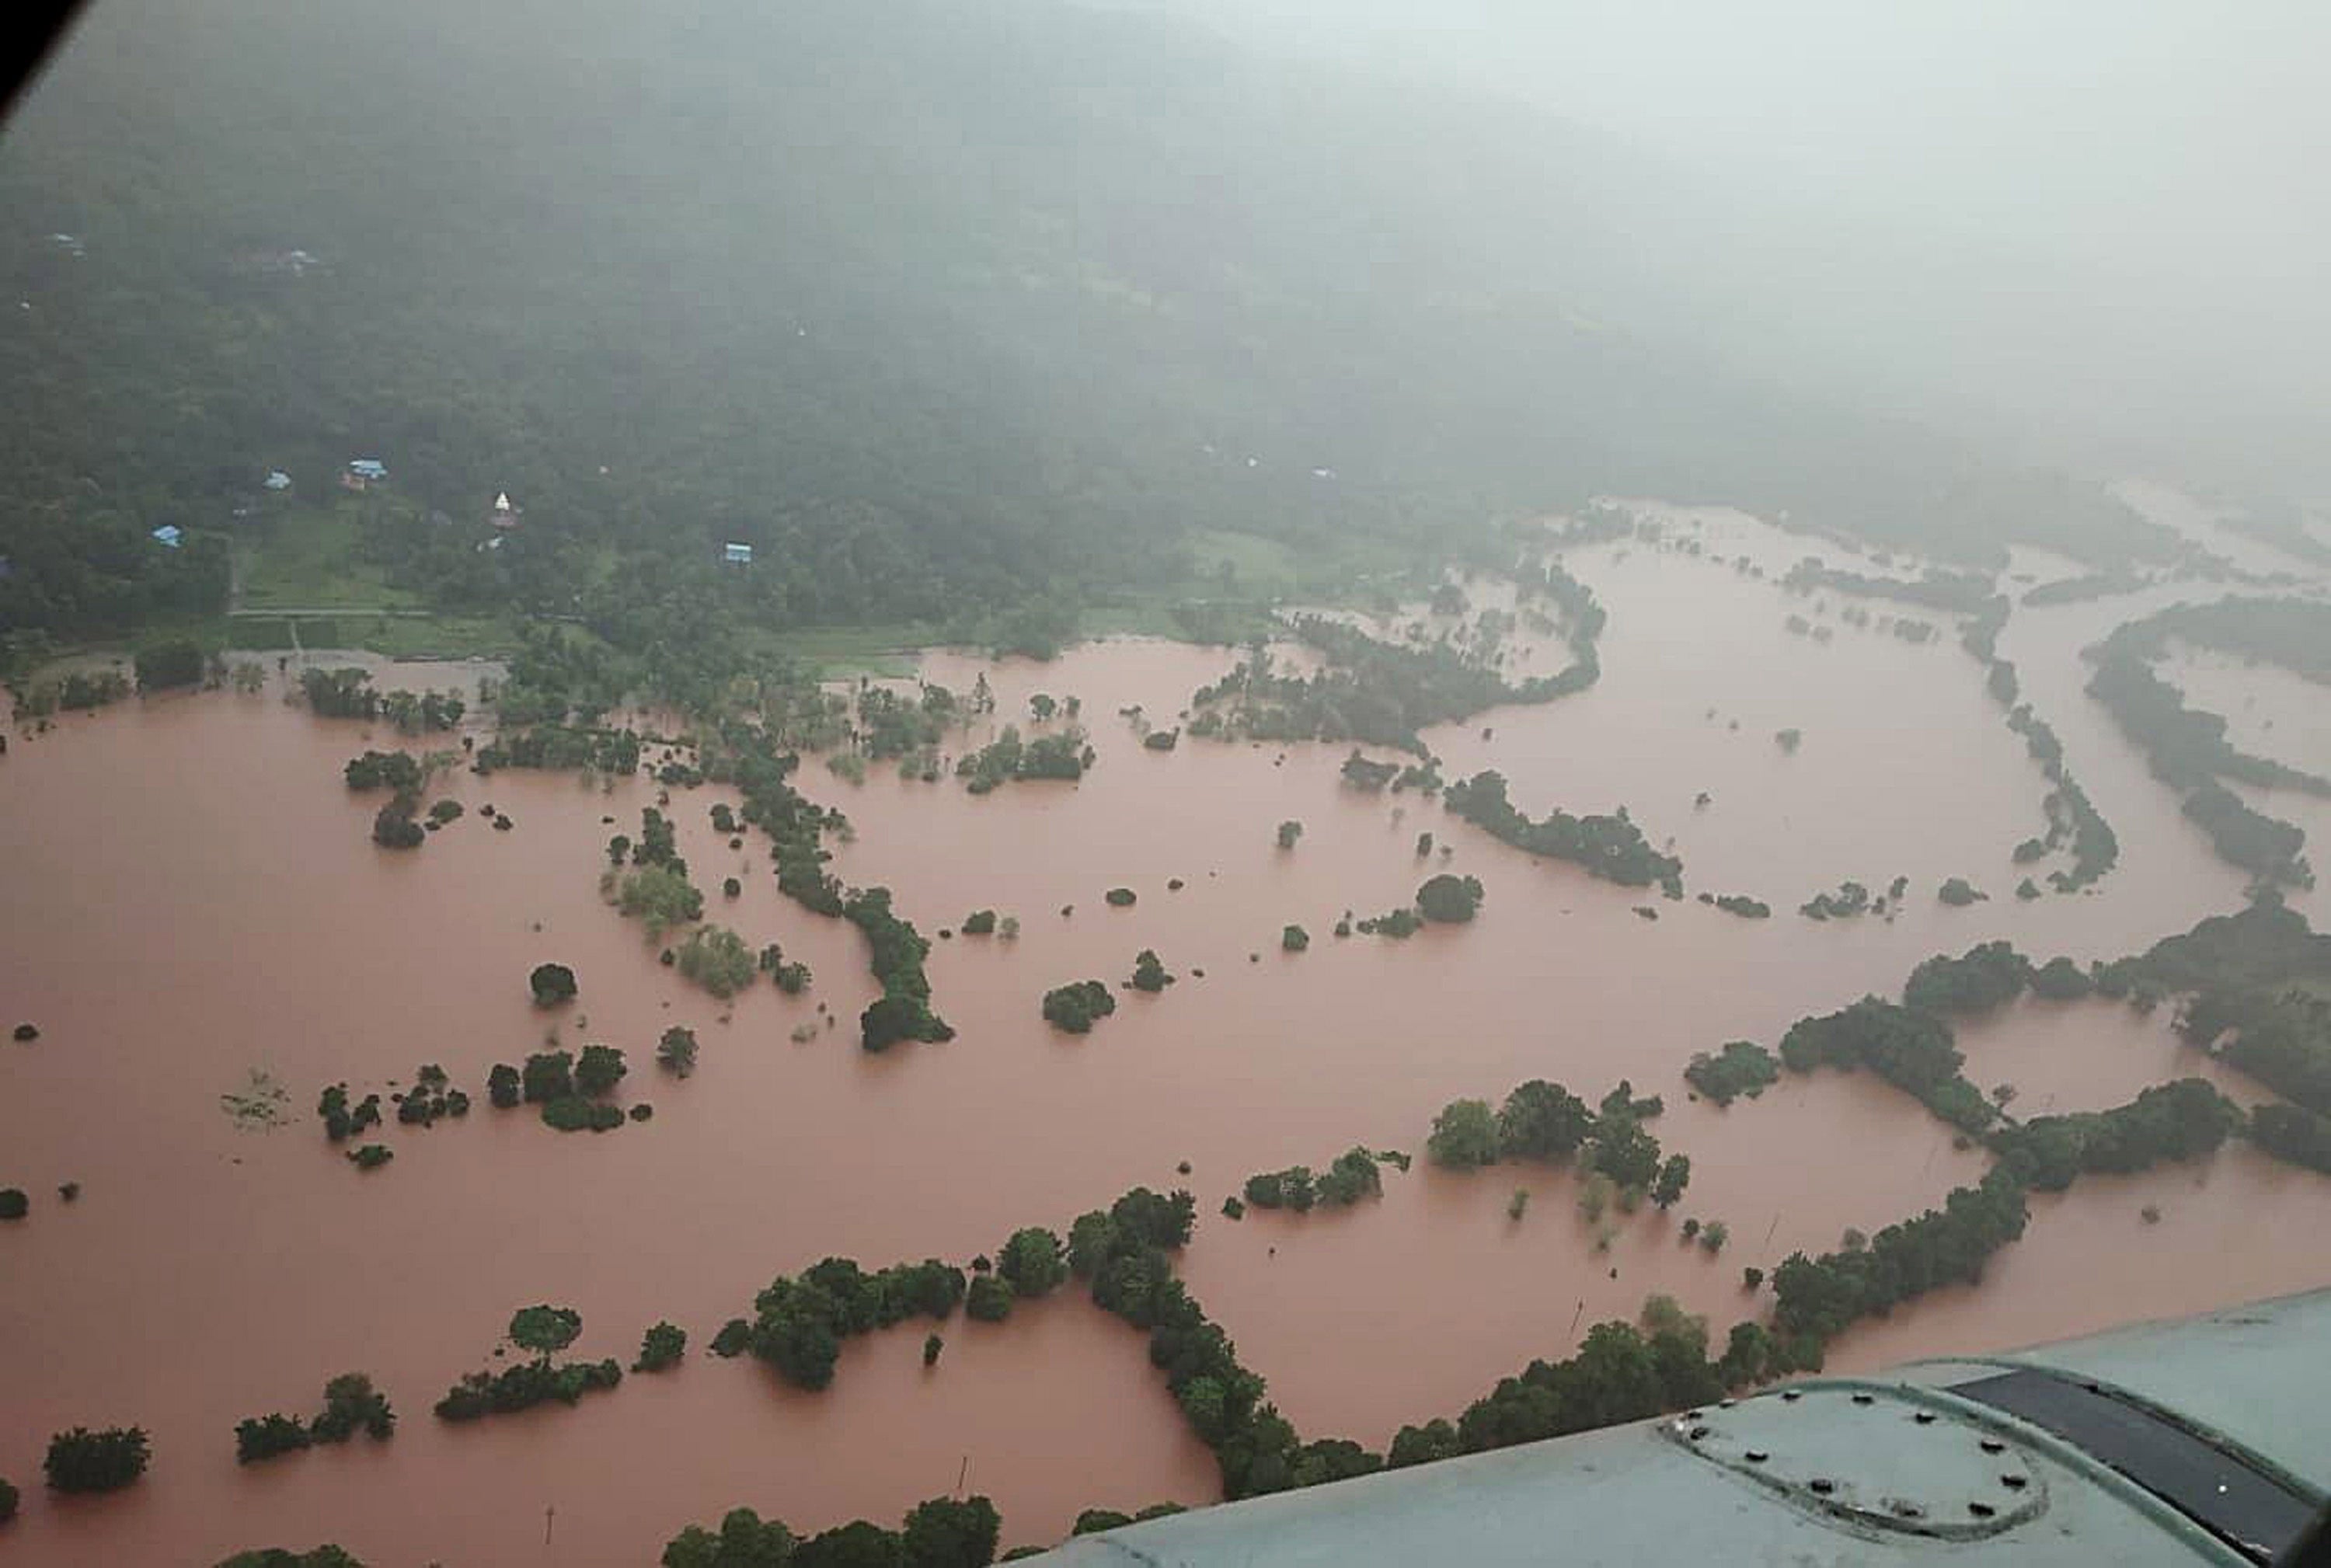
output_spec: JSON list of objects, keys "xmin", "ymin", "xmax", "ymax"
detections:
[{"xmin": 5, "ymin": 510, "xmax": 2330, "ymax": 1563}]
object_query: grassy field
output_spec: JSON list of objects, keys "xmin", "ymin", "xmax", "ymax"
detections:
[
  {"xmin": 235, "ymin": 500, "xmax": 424, "ymax": 612},
  {"xmin": 31, "ymin": 511, "xmax": 1431, "ymax": 688}
]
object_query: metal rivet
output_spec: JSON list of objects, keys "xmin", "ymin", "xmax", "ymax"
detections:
[
  {"xmin": 1744, "ymin": 1450, "xmax": 1769, "ymax": 1464},
  {"xmin": 1979, "ymin": 1438, "xmax": 2006, "ymax": 1454},
  {"xmin": 2002, "ymin": 1475, "xmax": 2027, "ymax": 1491},
  {"xmin": 1912, "ymin": 1411, "xmax": 1936, "ymax": 1425},
  {"xmin": 1808, "ymin": 1479, "xmax": 1835, "ymax": 1496},
  {"xmin": 1970, "ymin": 1502, "xmax": 1997, "ymax": 1519}
]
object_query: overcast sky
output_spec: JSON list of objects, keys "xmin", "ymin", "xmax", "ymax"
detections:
[
  {"xmin": 1147, "ymin": 1, "xmax": 2326, "ymax": 274},
  {"xmin": 1120, "ymin": 0, "xmax": 2329, "ymax": 487}
]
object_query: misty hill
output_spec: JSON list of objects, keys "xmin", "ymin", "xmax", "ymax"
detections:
[{"xmin": 0, "ymin": 0, "xmax": 2166, "ymax": 641}]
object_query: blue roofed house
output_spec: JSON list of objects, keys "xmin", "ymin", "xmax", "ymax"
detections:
[
  {"xmin": 151, "ymin": 524, "xmax": 183, "ymax": 549},
  {"xmin": 342, "ymin": 458, "xmax": 388, "ymax": 492},
  {"xmin": 722, "ymin": 542, "xmax": 754, "ymax": 566}
]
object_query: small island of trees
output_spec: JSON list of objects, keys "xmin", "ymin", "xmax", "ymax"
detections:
[
  {"xmin": 434, "ymin": 1305, "xmax": 622, "ymax": 1423},
  {"xmin": 528, "ymin": 963, "xmax": 578, "ymax": 1007},
  {"xmin": 1416, "ymin": 873, "xmax": 1484, "ymax": 922},
  {"xmin": 235, "ymin": 1375, "xmax": 395, "ymax": 1464},
  {"xmin": 1242, "ymin": 1148, "xmax": 1386, "ymax": 1212},
  {"xmin": 1129, "ymin": 950, "xmax": 1176, "ymax": 992},
  {"xmin": 1442, "ymin": 771, "xmax": 1682, "ymax": 897},
  {"xmin": 1042, "ymin": 981, "xmax": 1117, "ymax": 1033},
  {"xmin": 44, "ymin": 1426, "xmax": 151, "ymax": 1493},
  {"xmin": 662, "ymin": 1496, "xmax": 1000, "ymax": 1568},
  {"xmin": 1684, "ymin": 1041, "xmax": 1779, "ymax": 1106}
]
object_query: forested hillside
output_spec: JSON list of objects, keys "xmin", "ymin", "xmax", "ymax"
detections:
[{"xmin": 0, "ymin": 0, "xmax": 2162, "ymax": 647}]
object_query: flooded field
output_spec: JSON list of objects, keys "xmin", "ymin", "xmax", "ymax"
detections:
[{"xmin": 5, "ymin": 511, "xmax": 2331, "ymax": 1564}]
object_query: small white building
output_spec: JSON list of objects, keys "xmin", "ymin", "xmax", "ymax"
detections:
[{"xmin": 722, "ymin": 542, "xmax": 754, "ymax": 566}]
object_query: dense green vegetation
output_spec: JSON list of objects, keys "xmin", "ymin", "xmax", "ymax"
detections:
[
  {"xmin": 1779, "ymin": 997, "xmax": 1995, "ymax": 1134},
  {"xmin": 635, "ymin": 1322, "xmax": 688, "ymax": 1374},
  {"xmin": 2251, "ymin": 1103, "xmax": 2331, "ymax": 1176},
  {"xmin": 1798, "ymin": 879, "xmax": 1876, "ymax": 920},
  {"xmin": 661, "ymin": 1495, "xmax": 1000, "ymax": 1568},
  {"xmin": 1903, "ymin": 941, "xmax": 2033, "ymax": 1016},
  {"xmin": 1188, "ymin": 600, "xmax": 1599, "ymax": 755},
  {"xmin": 677, "ymin": 927, "xmax": 757, "ymax": 999},
  {"xmin": 315, "ymin": 1083, "xmax": 382, "ymax": 1143},
  {"xmin": 1424, "ymin": 1079, "xmax": 1678, "ymax": 1208},
  {"xmin": 1684, "ymin": 1042, "xmax": 1779, "ymax": 1106},
  {"xmin": 342, "ymin": 749, "xmax": 422, "ymax": 792},
  {"xmin": 1442, "ymin": 771, "xmax": 1681, "ymax": 896},
  {"xmin": 2109, "ymin": 596, "xmax": 2331, "ymax": 684},
  {"xmin": 2181, "ymin": 985, "xmax": 2331, "ymax": 1118},
  {"xmin": 1393, "ymin": 1306, "xmax": 1773, "ymax": 1464},
  {"xmin": 739, "ymin": 1257, "xmax": 969, "ymax": 1391},
  {"xmin": 656, "ymin": 1026, "xmax": 699, "ymax": 1078},
  {"xmin": 2088, "ymin": 608, "xmax": 2322, "ymax": 887},
  {"xmin": 956, "ymin": 725, "xmax": 1094, "ymax": 792},
  {"xmin": 1041, "ymin": 981, "xmax": 1117, "ymax": 1034},
  {"xmin": 393, "ymin": 1064, "xmax": 469, "ymax": 1127},
  {"xmin": 44, "ymin": 1426, "xmax": 150, "ymax": 1493},
  {"xmin": 1128, "ymin": 950, "xmax": 1176, "ymax": 993},
  {"xmin": 1242, "ymin": 1149, "xmax": 1387, "ymax": 1212},
  {"xmin": 435, "ymin": 1305, "xmax": 622, "ymax": 1422},
  {"xmin": 1769, "ymin": 1167, "xmax": 2030, "ymax": 1364},
  {"xmin": 478, "ymin": 722, "xmax": 638, "ymax": 774},
  {"xmin": 616, "ymin": 865, "xmax": 705, "ymax": 939},
  {"xmin": 215, "ymin": 1551, "xmax": 365, "ymax": 1568},
  {"xmin": 1784, "ymin": 563, "xmax": 1995, "ymax": 614},
  {"xmin": 1956, "ymin": 597, "xmax": 2122, "ymax": 894},
  {"xmin": 1416, "ymin": 873, "xmax": 1486, "ymax": 923},
  {"xmin": 235, "ymin": 1374, "xmax": 395, "ymax": 1464},
  {"xmin": 1699, "ymin": 893, "xmax": 1771, "ymax": 919},
  {"xmin": 528, "ymin": 963, "xmax": 578, "ymax": 1007},
  {"xmin": 1990, "ymin": 1079, "xmax": 2243, "ymax": 1191},
  {"xmin": 842, "ymin": 887, "xmax": 954, "ymax": 1051},
  {"xmin": 1355, "ymin": 904, "xmax": 1425, "ymax": 939}
]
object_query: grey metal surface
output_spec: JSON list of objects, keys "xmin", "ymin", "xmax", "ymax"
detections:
[
  {"xmin": 1031, "ymin": 1388, "xmax": 2246, "ymax": 1565},
  {"xmin": 1949, "ymin": 1367, "xmax": 2309, "ymax": 1561},
  {"xmin": 1964, "ymin": 1288, "xmax": 2331, "ymax": 1502},
  {"xmin": 1023, "ymin": 1291, "xmax": 2331, "ymax": 1566},
  {"xmin": 1664, "ymin": 1385, "xmax": 2047, "ymax": 1540}
]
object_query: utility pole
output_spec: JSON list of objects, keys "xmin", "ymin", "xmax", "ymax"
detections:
[
  {"xmin": 545, "ymin": 1505, "xmax": 555, "ymax": 1547},
  {"xmin": 956, "ymin": 1455, "xmax": 970, "ymax": 1497}
]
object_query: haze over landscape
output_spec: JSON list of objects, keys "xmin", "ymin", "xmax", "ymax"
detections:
[{"xmin": 2, "ymin": 2, "xmax": 2329, "ymax": 1564}]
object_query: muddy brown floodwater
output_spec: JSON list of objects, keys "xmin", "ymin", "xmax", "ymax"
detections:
[{"xmin": 5, "ymin": 511, "xmax": 2331, "ymax": 1564}]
